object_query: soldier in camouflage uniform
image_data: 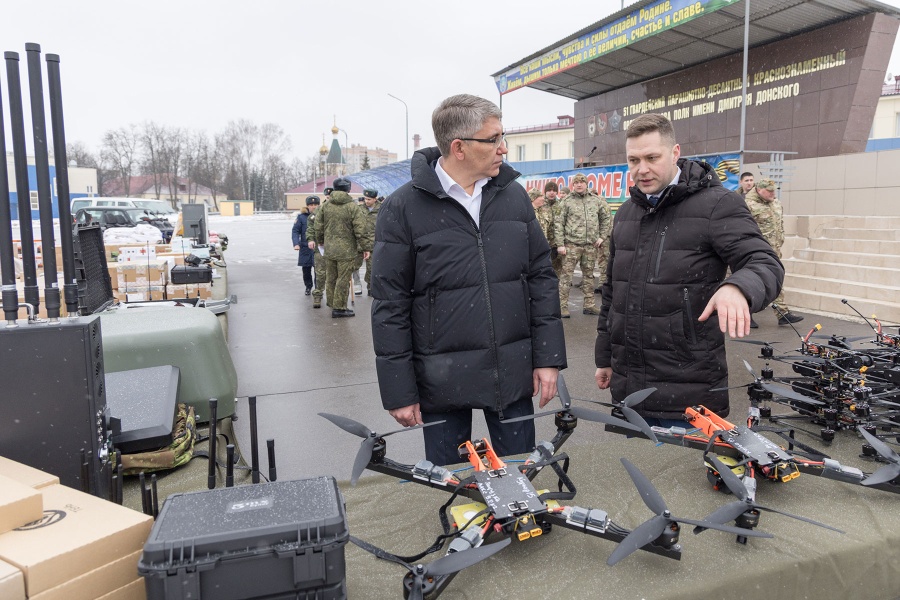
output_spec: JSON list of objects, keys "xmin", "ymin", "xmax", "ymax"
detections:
[
  {"xmin": 543, "ymin": 181, "xmax": 564, "ymax": 277},
  {"xmin": 308, "ymin": 178, "xmax": 373, "ymax": 317},
  {"xmin": 361, "ymin": 189, "xmax": 381, "ymax": 295},
  {"xmin": 529, "ymin": 188, "xmax": 554, "ymax": 245},
  {"xmin": 306, "ymin": 188, "xmax": 331, "ymax": 308},
  {"xmin": 745, "ymin": 179, "xmax": 803, "ymax": 325},
  {"xmin": 553, "ymin": 173, "xmax": 611, "ymax": 317}
]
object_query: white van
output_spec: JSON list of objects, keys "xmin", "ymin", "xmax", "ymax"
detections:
[{"xmin": 70, "ymin": 197, "xmax": 178, "ymax": 217}]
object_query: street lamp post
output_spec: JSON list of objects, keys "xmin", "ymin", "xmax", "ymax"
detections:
[
  {"xmin": 338, "ymin": 128, "xmax": 349, "ymax": 174},
  {"xmin": 388, "ymin": 93, "xmax": 409, "ymax": 160}
]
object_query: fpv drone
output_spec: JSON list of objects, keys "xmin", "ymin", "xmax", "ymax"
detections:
[{"xmin": 321, "ymin": 374, "xmax": 790, "ymax": 599}]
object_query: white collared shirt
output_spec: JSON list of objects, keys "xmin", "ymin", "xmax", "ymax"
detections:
[{"xmin": 435, "ymin": 157, "xmax": 489, "ymax": 227}]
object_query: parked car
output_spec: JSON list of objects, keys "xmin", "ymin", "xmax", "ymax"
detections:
[
  {"xmin": 70, "ymin": 197, "xmax": 179, "ymax": 218},
  {"xmin": 75, "ymin": 207, "xmax": 174, "ymax": 242}
]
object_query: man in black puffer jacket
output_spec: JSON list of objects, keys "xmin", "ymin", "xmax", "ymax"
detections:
[
  {"xmin": 595, "ymin": 114, "xmax": 783, "ymax": 422},
  {"xmin": 371, "ymin": 94, "xmax": 567, "ymax": 465}
]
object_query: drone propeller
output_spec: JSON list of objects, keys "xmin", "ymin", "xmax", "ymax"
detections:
[
  {"xmin": 742, "ymin": 360, "xmax": 826, "ymax": 406},
  {"xmin": 810, "ymin": 333, "xmax": 871, "ymax": 344},
  {"xmin": 694, "ymin": 455, "xmax": 844, "ymax": 534},
  {"xmin": 318, "ymin": 413, "xmax": 445, "ymax": 486},
  {"xmin": 574, "ymin": 388, "xmax": 661, "ymax": 444},
  {"xmin": 607, "ymin": 458, "xmax": 772, "ymax": 566},
  {"xmin": 858, "ymin": 427, "xmax": 900, "ymax": 486},
  {"xmin": 502, "ymin": 373, "xmax": 643, "ymax": 434},
  {"xmin": 734, "ymin": 339, "xmax": 782, "ymax": 347},
  {"xmin": 350, "ymin": 535, "xmax": 511, "ymax": 600}
]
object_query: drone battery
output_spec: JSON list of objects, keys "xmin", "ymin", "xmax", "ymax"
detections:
[
  {"xmin": 138, "ymin": 477, "xmax": 348, "ymax": 600},
  {"xmin": 171, "ymin": 265, "xmax": 212, "ymax": 284}
]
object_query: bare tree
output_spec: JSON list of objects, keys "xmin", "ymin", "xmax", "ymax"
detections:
[
  {"xmin": 140, "ymin": 121, "xmax": 168, "ymax": 200},
  {"xmin": 66, "ymin": 141, "xmax": 111, "ymax": 195},
  {"xmin": 100, "ymin": 125, "xmax": 139, "ymax": 196}
]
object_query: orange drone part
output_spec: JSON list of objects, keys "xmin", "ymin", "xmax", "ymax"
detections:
[
  {"xmin": 684, "ymin": 406, "xmax": 736, "ymax": 438},
  {"xmin": 461, "ymin": 438, "xmax": 506, "ymax": 472}
]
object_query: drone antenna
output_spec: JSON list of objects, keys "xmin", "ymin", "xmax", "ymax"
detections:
[
  {"xmin": 771, "ymin": 303, "xmax": 804, "ymax": 339},
  {"xmin": 249, "ymin": 396, "xmax": 260, "ymax": 484},
  {"xmin": 841, "ymin": 299, "xmax": 878, "ymax": 332},
  {"xmin": 267, "ymin": 438, "xmax": 277, "ymax": 482},
  {"xmin": 207, "ymin": 398, "xmax": 218, "ymax": 489}
]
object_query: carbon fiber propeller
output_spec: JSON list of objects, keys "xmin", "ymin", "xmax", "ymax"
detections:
[
  {"xmin": 607, "ymin": 458, "xmax": 772, "ymax": 566},
  {"xmin": 501, "ymin": 372, "xmax": 642, "ymax": 434},
  {"xmin": 858, "ymin": 426, "xmax": 900, "ymax": 486},
  {"xmin": 694, "ymin": 455, "xmax": 843, "ymax": 534},
  {"xmin": 350, "ymin": 535, "xmax": 510, "ymax": 600},
  {"xmin": 319, "ymin": 413, "xmax": 445, "ymax": 486}
]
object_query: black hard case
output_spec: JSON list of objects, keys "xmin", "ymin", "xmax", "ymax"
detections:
[
  {"xmin": 139, "ymin": 477, "xmax": 348, "ymax": 600},
  {"xmin": 171, "ymin": 264, "xmax": 213, "ymax": 284}
]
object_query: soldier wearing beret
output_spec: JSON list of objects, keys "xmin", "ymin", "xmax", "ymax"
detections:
[{"xmin": 745, "ymin": 179, "xmax": 803, "ymax": 325}]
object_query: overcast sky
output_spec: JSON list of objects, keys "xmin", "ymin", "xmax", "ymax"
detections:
[{"xmin": 3, "ymin": 0, "xmax": 900, "ymax": 162}]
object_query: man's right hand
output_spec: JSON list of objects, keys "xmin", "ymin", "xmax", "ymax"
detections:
[
  {"xmin": 307, "ymin": 241, "xmax": 316, "ymax": 250},
  {"xmin": 557, "ymin": 246, "xmax": 567, "ymax": 256},
  {"xmin": 595, "ymin": 367, "xmax": 612, "ymax": 390},
  {"xmin": 389, "ymin": 404, "xmax": 423, "ymax": 427}
]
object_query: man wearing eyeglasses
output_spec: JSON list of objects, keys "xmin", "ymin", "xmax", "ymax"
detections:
[{"xmin": 371, "ymin": 94, "xmax": 567, "ymax": 466}]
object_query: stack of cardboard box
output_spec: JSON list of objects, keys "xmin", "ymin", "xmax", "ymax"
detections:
[{"xmin": 0, "ymin": 457, "xmax": 151, "ymax": 600}]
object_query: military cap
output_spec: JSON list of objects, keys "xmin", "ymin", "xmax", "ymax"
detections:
[
  {"xmin": 756, "ymin": 179, "xmax": 776, "ymax": 191},
  {"xmin": 333, "ymin": 177, "xmax": 352, "ymax": 192},
  {"xmin": 528, "ymin": 188, "xmax": 543, "ymax": 200},
  {"xmin": 363, "ymin": 189, "xmax": 378, "ymax": 199},
  {"xmin": 323, "ymin": 187, "xmax": 333, "ymax": 195},
  {"xmin": 306, "ymin": 195, "xmax": 320, "ymax": 205},
  {"xmin": 571, "ymin": 173, "xmax": 588, "ymax": 184}
]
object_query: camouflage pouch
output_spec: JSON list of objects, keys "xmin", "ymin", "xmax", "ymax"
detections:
[{"xmin": 121, "ymin": 404, "xmax": 197, "ymax": 475}]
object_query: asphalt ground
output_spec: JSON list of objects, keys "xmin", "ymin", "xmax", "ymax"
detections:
[{"xmin": 218, "ymin": 214, "xmax": 883, "ymax": 485}]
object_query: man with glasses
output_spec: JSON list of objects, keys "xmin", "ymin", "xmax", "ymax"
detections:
[{"xmin": 371, "ymin": 94, "xmax": 566, "ymax": 466}]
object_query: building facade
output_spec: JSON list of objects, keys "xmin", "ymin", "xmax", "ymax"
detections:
[
  {"xmin": 5, "ymin": 154, "xmax": 98, "ymax": 220},
  {"xmin": 505, "ymin": 116, "xmax": 576, "ymax": 176}
]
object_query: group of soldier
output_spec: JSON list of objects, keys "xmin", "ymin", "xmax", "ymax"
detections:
[
  {"xmin": 291, "ymin": 177, "xmax": 381, "ymax": 318},
  {"xmin": 529, "ymin": 173, "xmax": 613, "ymax": 318}
]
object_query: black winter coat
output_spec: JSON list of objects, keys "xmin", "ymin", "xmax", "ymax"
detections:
[
  {"xmin": 595, "ymin": 159, "xmax": 783, "ymax": 419},
  {"xmin": 291, "ymin": 212, "xmax": 314, "ymax": 267},
  {"xmin": 371, "ymin": 147, "xmax": 567, "ymax": 414}
]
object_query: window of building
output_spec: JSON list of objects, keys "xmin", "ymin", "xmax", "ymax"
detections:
[
  {"xmin": 542, "ymin": 143, "xmax": 552, "ymax": 160},
  {"xmin": 895, "ymin": 113, "xmax": 900, "ymax": 137},
  {"xmin": 517, "ymin": 145, "xmax": 526, "ymax": 161},
  {"xmin": 30, "ymin": 191, "xmax": 39, "ymax": 210}
]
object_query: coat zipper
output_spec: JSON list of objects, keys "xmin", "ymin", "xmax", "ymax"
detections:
[
  {"xmin": 429, "ymin": 289, "xmax": 436, "ymax": 349},
  {"xmin": 420, "ymin": 185, "xmax": 506, "ymax": 418},
  {"xmin": 653, "ymin": 226, "xmax": 668, "ymax": 279},
  {"xmin": 683, "ymin": 287, "xmax": 697, "ymax": 345}
]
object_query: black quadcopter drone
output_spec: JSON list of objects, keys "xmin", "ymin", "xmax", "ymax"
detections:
[{"xmin": 318, "ymin": 374, "xmax": 814, "ymax": 599}]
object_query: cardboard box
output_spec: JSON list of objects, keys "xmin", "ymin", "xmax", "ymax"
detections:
[
  {"xmin": 0, "ymin": 557, "xmax": 24, "ymax": 600},
  {"xmin": 0, "ymin": 484, "xmax": 152, "ymax": 597},
  {"xmin": 123, "ymin": 287, "xmax": 165, "ymax": 303},
  {"xmin": 0, "ymin": 456, "xmax": 59, "ymax": 489},
  {"xmin": 30, "ymin": 550, "xmax": 142, "ymax": 600},
  {"xmin": 156, "ymin": 253, "xmax": 185, "ymax": 267},
  {"xmin": 116, "ymin": 245, "xmax": 156, "ymax": 262},
  {"xmin": 96, "ymin": 578, "xmax": 145, "ymax": 600},
  {"xmin": 116, "ymin": 261, "xmax": 168, "ymax": 290},
  {"xmin": 0, "ymin": 475, "xmax": 43, "ymax": 536},
  {"xmin": 165, "ymin": 282, "xmax": 211, "ymax": 300}
]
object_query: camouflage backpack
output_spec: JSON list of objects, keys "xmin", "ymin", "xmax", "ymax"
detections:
[{"xmin": 121, "ymin": 404, "xmax": 197, "ymax": 475}]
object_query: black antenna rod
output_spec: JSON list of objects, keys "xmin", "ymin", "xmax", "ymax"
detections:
[
  {"xmin": 139, "ymin": 472, "xmax": 149, "ymax": 515},
  {"xmin": 249, "ymin": 396, "xmax": 260, "ymax": 484},
  {"xmin": 771, "ymin": 302, "xmax": 804, "ymax": 339},
  {"xmin": 225, "ymin": 444, "xmax": 234, "ymax": 487},
  {"xmin": 5, "ymin": 51, "xmax": 39, "ymax": 315},
  {"xmin": 267, "ymin": 438, "xmax": 277, "ymax": 482},
  {"xmin": 150, "ymin": 474, "xmax": 159, "ymax": 518},
  {"xmin": 26, "ymin": 43, "xmax": 60, "ymax": 321},
  {"xmin": 841, "ymin": 299, "xmax": 878, "ymax": 332},
  {"xmin": 45, "ymin": 52, "xmax": 78, "ymax": 315},
  {"xmin": 0, "ymin": 70, "xmax": 19, "ymax": 323},
  {"xmin": 207, "ymin": 398, "xmax": 218, "ymax": 489}
]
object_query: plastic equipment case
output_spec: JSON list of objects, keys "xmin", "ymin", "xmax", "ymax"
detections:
[{"xmin": 138, "ymin": 477, "xmax": 348, "ymax": 600}]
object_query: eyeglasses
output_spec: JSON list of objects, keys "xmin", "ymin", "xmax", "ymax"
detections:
[{"xmin": 458, "ymin": 134, "xmax": 507, "ymax": 149}]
